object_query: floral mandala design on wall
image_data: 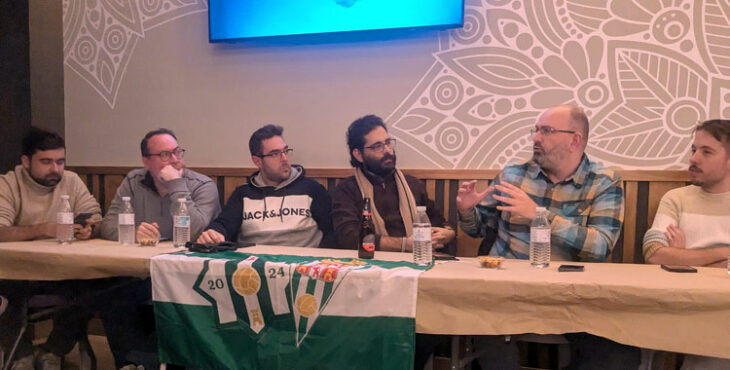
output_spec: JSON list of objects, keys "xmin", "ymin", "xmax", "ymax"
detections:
[
  {"xmin": 387, "ymin": 0, "xmax": 730, "ymax": 169},
  {"xmin": 63, "ymin": 0, "xmax": 207, "ymax": 108}
]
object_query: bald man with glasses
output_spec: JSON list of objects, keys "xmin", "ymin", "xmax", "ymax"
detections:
[{"xmin": 456, "ymin": 105, "xmax": 635, "ymax": 370}]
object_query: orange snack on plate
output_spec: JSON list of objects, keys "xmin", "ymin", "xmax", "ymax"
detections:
[{"xmin": 478, "ymin": 256, "xmax": 504, "ymax": 268}]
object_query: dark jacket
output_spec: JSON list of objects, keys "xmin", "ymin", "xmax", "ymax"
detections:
[{"xmin": 332, "ymin": 170, "xmax": 454, "ymax": 254}]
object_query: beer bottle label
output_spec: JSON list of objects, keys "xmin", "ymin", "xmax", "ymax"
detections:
[{"xmin": 362, "ymin": 234, "xmax": 375, "ymax": 252}]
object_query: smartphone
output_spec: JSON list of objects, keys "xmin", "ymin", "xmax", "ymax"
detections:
[
  {"xmin": 73, "ymin": 212, "xmax": 94, "ymax": 226},
  {"xmin": 434, "ymin": 255, "xmax": 458, "ymax": 261},
  {"xmin": 558, "ymin": 264, "xmax": 584, "ymax": 272},
  {"xmin": 661, "ymin": 264, "xmax": 697, "ymax": 273}
]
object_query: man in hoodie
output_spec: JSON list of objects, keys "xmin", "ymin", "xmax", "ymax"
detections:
[
  {"xmin": 98, "ymin": 128, "xmax": 220, "ymax": 370},
  {"xmin": 197, "ymin": 124, "xmax": 334, "ymax": 247},
  {"xmin": 100, "ymin": 128, "xmax": 221, "ymax": 242}
]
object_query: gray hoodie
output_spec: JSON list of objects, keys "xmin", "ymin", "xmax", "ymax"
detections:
[{"xmin": 100, "ymin": 168, "xmax": 220, "ymax": 241}]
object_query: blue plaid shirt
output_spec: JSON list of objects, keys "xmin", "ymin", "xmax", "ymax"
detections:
[{"xmin": 460, "ymin": 155, "xmax": 624, "ymax": 261}]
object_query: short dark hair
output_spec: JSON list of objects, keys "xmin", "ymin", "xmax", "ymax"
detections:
[
  {"xmin": 22, "ymin": 127, "xmax": 65, "ymax": 157},
  {"xmin": 249, "ymin": 124, "xmax": 284, "ymax": 156},
  {"xmin": 695, "ymin": 119, "xmax": 730, "ymax": 152},
  {"xmin": 346, "ymin": 115, "xmax": 387, "ymax": 168},
  {"xmin": 140, "ymin": 128, "xmax": 177, "ymax": 157}
]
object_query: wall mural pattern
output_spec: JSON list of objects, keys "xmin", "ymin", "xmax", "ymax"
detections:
[
  {"xmin": 387, "ymin": 0, "xmax": 730, "ymax": 169},
  {"xmin": 62, "ymin": 0, "xmax": 730, "ymax": 169},
  {"xmin": 62, "ymin": 0, "xmax": 207, "ymax": 108}
]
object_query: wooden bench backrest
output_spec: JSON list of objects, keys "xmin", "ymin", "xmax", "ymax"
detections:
[{"xmin": 69, "ymin": 167, "xmax": 689, "ymax": 263}]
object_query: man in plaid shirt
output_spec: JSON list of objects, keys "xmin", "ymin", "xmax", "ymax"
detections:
[
  {"xmin": 457, "ymin": 105, "xmax": 636, "ymax": 369},
  {"xmin": 457, "ymin": 105, "xmax": 623, "ymax": 262}
]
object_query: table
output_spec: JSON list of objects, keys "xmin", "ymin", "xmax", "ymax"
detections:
[
  {"xmin": 0, "ymin": 239, "xmax": 178, "ymax": 280},
  {"xmin": 1, "ymin": 241, "xmax": 728, "ymax": 359},
  {"xmin": 417, "ymin": 258, "xmax": 730, "ymax": 359}
]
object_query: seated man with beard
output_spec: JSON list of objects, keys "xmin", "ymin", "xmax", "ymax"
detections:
[
  {"xmin": 457, "ymin": 105, "xmax": 634, "ymax": 370},
  {"xmin": 332, "ymin": 114, "xmax": 455, "ymax": 370},
  {"xmin": 0, "ymin": 128, "xmax": 101, "ymax": 370}
]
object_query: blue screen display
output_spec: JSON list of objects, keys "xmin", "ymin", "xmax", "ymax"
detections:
[{"xmin": 209, "ymin": 0, "xmax": 464, "ymax": 41}]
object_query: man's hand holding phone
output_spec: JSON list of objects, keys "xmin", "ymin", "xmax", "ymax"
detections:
[{"xmin": 73, "ymin": 213, "xmax": 96, "ymax": 240}]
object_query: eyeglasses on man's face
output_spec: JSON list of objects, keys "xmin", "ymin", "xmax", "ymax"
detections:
[
  {"xmin": 529, "ymin": 126, "xmax": 576, "ymax": 136},
  {"xmin": 258, "ymin": 148, "xmax": 294, "ymax": 159},
  {"xmin": 363, "ymin": 138, "xmax": 396, "ymax": 153},
  {"xmin": 147, "ymin": 147, "xmax": 185, "ymax": 162}
]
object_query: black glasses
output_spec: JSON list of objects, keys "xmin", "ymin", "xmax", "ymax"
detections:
[
  {"xmin": 529, "ymin": 126, "xmax": 576, "ymax": 136},
  {"xmin": 147, "ymin": 147, "xmax": 185, "ymax": 161},
  {"xmin": 363, "ymin": 138, "xmax": 396, "ymax": 153},
  {"xmin": 258, "ymin": 148, "xmax": 293, "ymax": 159}
]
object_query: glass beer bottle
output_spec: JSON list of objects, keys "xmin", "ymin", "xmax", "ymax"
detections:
[{"xmin": 359, "ymin": 197, "xmax": 375, "ymax": 259}]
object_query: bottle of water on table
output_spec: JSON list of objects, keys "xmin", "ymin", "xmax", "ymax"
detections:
[
  {"xmin": 530, "ymin": 206, "xmax": 551, "ymax": 268},
  {"xmin": 57, "ymin": 195, "xmax": 74, "ymax": 244},
  {"xmin": 173, "ymin": 197, "xmax": 190, "ymax": 248},
  {"xmin": 413, "ymin": 206, "xmax": 432, "ymax": 265},
  {"xmin": 118, "ymin": 196, "xmax": 135, "ymax": 245}
]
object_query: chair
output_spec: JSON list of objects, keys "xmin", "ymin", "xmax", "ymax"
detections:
[
  {"xmin": 2, "ymin": 288, "xmax": 96, "ymax": 370},
  {"xmin": 0, "ymin": 295, "xmax": 7, "ymax": 370}
]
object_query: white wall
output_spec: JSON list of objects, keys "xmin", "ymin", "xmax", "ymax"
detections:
[{"xmin": 62, "ymin": 1, "xmax": 730, "ymax": 170}]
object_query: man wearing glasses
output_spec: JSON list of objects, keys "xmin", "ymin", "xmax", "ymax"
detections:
[
  {"xmin": 332, "ymin": 114, "xmax": 455, "ymax": 369},
  {"xmin": 98, "ymin": 128, "xmax": 220, "ymax": 369},
  {"xmin": 197, "ymin": 124, "xmax": 334, "ymax": 247},
  {"xmin": 456, "ymin": 105, "xmax": 634, "ymax": 369},
  {"xmin": 332, "ymin": 114, "xmax": 455, "ymax": 255},
  {"xmin": 100, "ymin": 128, "xmax": 220, "ymax": 242}
]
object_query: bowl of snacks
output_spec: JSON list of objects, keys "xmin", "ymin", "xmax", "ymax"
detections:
[
  {"xmin": 139, "ymin": 238, "xmax": 158, "ymax": 247},
  {"xmin": 478, "ymin": 256, "xmax": 504, "ymax": 269}
]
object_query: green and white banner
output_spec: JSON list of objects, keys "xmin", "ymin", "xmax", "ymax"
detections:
[{"xmin": 150, "ymin": 251, "xmax": 428, "ymax": 370}]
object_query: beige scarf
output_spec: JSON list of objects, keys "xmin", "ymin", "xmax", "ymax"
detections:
[{"xmin": 354, "ymin": 167, "xmax": 418, "ymax": 237}]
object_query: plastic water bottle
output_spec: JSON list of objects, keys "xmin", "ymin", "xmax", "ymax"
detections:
[
  {"xmin": 413, "ymin": 206, "xmax": 432, "ymax": 265},
  {"xmin": 56, "ymin": 195, "xmax": 74, "ymax": 244},
  {"xmin": 118, "ymin": 196, "xmax": 135, "ymax": 245},
  {"xmin": 173, "ymin": 197, "xmax": 190, "ymax": 248},
  {"xmin": 530, "ymin": 207, "xmax": 551, "ymax": 268}
]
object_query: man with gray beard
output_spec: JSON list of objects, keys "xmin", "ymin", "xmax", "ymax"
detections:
[{"xmin": 456, "ymin": 105, "xmax": 636, "ymax": 369}]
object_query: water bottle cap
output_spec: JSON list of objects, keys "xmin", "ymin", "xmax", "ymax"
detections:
[
  {"xmin": 536, "ymin": 206, "xmax": 547, "ymax": 212},
  {"xmin": 122, "ymin": 196, "xmax": 131, "ymax": 201},
  {"xmin": 416, "ymin": 206, "xmax": 426, "ymax": 212},
  {"xmin": 61, "ymin": 195, "xmax": 70, "ymax": 199},
  {"xmin": 178, "ymin": 198, "xmax": 186, "ymax": 202}
]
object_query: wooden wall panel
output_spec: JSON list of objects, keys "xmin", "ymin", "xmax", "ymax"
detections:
[
  {"xmin": 622, "ymin": 181, "xmax": 639, "ymax": 263},
  {"xmin": 223, "ymin": 177, "xmax": 248, "ymax": 203},
  {"xmin": 425, "ymin": 179, "xmax": 436, "ymax": 203},
  {"xmin": 102, "ymin": 175, "xmax": 124, "ymax": 212},
  {"xmin": 67, "ymin": 166, "xmax": 691, "ymax": 262},
  {"xmin": 647, "ymin": 182, "xmax": 687, "ymax": 227}
]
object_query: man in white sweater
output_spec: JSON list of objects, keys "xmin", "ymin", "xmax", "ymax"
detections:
[
  {"xmin": 0, "ymin": 128, "xmax": 102, "ymax": 370},
  {"xmin": 643, "ymin": 119, "xmax": 730, "ymax": 267},
  {"xmin": 642, "ymin": 119, "xmax": 730, "ymax": 369}
]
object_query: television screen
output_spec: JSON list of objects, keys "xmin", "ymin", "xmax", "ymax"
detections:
[{"xmin": 209, "ymin": 0, "xmax": 464, "ymax": 42}]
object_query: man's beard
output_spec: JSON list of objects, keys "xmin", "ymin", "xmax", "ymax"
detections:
[
  {"xmin": 363, "ymin": 153, "xmax": 396, "ymax": 177},
  {"xmin": 532, "ymin": 144, "xmax": 567, "ymax": 172},
  {"xmin": 532, "ymin": 145, "xmax": 548, "ymax": 167},
  {"xmin": 31, "ymin": 173, "xmax": 61, "ymax": 187},
  {"xmin": 29, "ymin": 166, "xmax": 61, "ymax": 187},
  {"xmin": 689, "ymin": 165, "xmax": 703, "ymax": 186}
]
